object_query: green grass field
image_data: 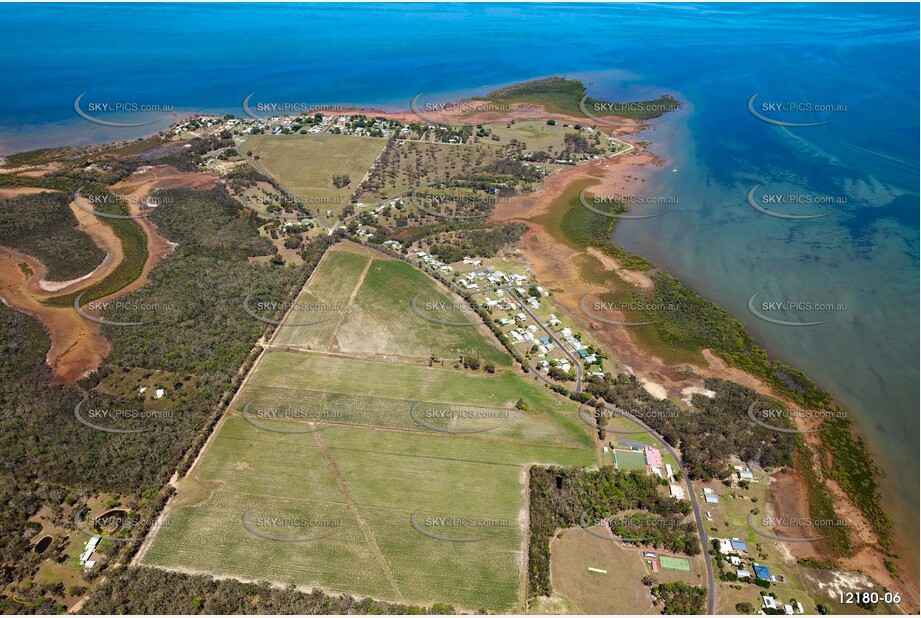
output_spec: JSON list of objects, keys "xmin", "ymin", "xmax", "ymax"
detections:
[
  {"xmin": 483, "ymin": 121, "xmax": 573, "ymax": 152},
  {"xmin": 142, "ymin": 350, "xmax": 595, "ymax": 611},
  {"xmin": 243, "ymin": 134, "xmax": 386, "ymax": 219},
  {"xmin": 271, "ymin": 243, "xmax": 371, "ymax": 349},
  {"xmin": 339, "ymin": 258, "xmax": 511, "ymax": 364},
  {"xmin": 613, "ymin": 449, "xmax": 648, "ymax": 472},
  {"xmin": 273, "ymin": 242, "xmax": 511, "ymax": 365},
  {"xmin": 658, "ymin": 555, "xmax": 691, "ymax": 572}
]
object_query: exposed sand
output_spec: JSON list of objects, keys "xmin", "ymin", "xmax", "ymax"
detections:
[
  {"xmin": 0, "ymin": 247, "xmax": 111, "ymax": 383},
  {"xmin": 639, "ymin": 378, "xmax": 668, "ymax": 400},
  {"xmin": 490, "ymin": 134, "xmax": 918, "ymax": 611},
  {"xmin": 0, "ymin": 166, "xmax": 217, "ymax": 382},
  {"xmin": 0, "ymin": 161, "xmax": 62, "ymax": 177},
  {"xmin": 0, "ymin": 187, "xmax": 59, "ymax": 198},
  {"xmin": 680, "ymin": 386, "xmax": 716, "ymax": 406}
]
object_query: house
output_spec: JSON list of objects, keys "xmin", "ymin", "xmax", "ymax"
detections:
[
  {"xmin": 728, "ymin": 555, "xmax": 741, "ymax": 566},
  {"xmin": 738, "ymin": 468, "xmax": 754, "ymax": 481},
  {"xmin": 753, "ymin": 564, "xmax": 771, "ymax": 580},
  {"xmin": 704, "ymin": 489, "xmax": 719, "ymax": 505},
  {"xmin": 80, "ymin": 535, "xmax": 101, "ymax": 567},
  {"xmin": 668, "ymin": 484, "xmax": 685, "ymax": 500},
  {"xmin": 154, "ymin": 388, "xmax": 165, "ymax": 399},
  {"xmin": 665, "ymin": 463, "xmax": 674, "ymax": 479},
  {"xmin": 730, "ymin": 538, "xmax": 749, "ymax": 553},
  {"xmin": 762, "ymin": 596, "xmax": 778, "ymax": 611},
  {"xmin": 784, "ymin": 605, "xmax": 795, "ymax": 615},
  {"xmin": 644, "ymin": 446, "xmax": 663, "ymax": 467},
  {"xmin": 736, "ymin": 569, "xmax": 751, "ymax": 579}
]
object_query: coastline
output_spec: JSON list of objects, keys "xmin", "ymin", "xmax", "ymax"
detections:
[
  {"xmin": 623, "ymin": 116, "xmax": 921, "ymax": 593},
  {"xmin": 1, "ymin": 90, "xmax": 916, "ymax": 610},
  {"xmin": 488, "ymin": 126, "xmax": 917, "ymax": 609}
]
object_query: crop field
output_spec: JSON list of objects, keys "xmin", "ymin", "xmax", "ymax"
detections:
[
  {"xmin": 273, "ymin": 242, "xmax": 511, "ymax": 365},
  {"xmin": 141, "ymin": 350, "xmax": 596, "ymax": 611},
  {"xmin": 271, "ymin": 243, "xmax": 372, "ymax": 349},
  {"xmin": 243, "ymin": 134, "xmax": 386, "ymax": 219},
  {"xmin": 337, "ymin": 257, "xmax": 511, "ymax": 364}
]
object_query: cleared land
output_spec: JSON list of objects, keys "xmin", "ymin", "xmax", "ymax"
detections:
[
  {"xmin": 142, "ymin": 351, "xmax": 595, "ymax": 611},
  {"xmin": 549, "ymin": 527, "xmax": 704, "ymax": 614},
  {"xmin": 274, "ymin": 242, "xmax": 511, "ymax": 366},
  {"xmin": 243, "ymin": 134, "xmax": 386, "ymax": 218},
  {"xmin": 485, "ymin": 121, "xmax": 572, "ymax": 152},
  {"xmin": 357, "ymin": 140, "xmax": 506, "ymax": 203},
  {"xmin": 271, "ymin": 243, "xmax": 372, "ymax": 349}
]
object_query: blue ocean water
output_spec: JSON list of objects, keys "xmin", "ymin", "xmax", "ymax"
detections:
[{"xmin": 0, "ymin": 3, "xmax": 917, "ymax": 569}]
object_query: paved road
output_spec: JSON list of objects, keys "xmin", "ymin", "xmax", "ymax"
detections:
[
  {"xmin": 493, "ymin": 285, "xmax": 715, "ymax": 613},
  {"xmin": 601, "ymin": 399, "xmax": 716, "ymax": 614},
  {"xmin": 380, "ymin": 246, "xmax": 717, "ymax": 614},
  {"xmin": 499, "ymin": 285, "xmax": 583, "ymax": 393}
]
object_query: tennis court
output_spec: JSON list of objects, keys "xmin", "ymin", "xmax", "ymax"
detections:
[{"xmin": 659, "ymin": 555, "xmax": 691, "ymax": 571}]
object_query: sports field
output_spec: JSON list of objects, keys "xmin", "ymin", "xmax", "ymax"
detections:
[
  {"xmin": 243, "ymin": 134, "xmax": 386, "ymax": 218},
  {"xmin": 613, "ymin": 449, "xmax": 648, "ymax": 472},
  {"xmin": 273, "ymin": 242, "xmax": 512, "ymax": 366},
  {"xmin": 141, "ymin": 352, "xmax": 595, "ymax": 611},
  {"xmin": 659, "ymin": 555, "xmax": 691, "ymax": 571}
]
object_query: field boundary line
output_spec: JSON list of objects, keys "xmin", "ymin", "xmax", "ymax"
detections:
[
  {"xmin": 325, "ymin": 444, "xmax": 550, "ymax": 470},
  {"xmin": 327, "ymin": 250, "xmax": 374, "ymax": 345},
  {"xmin": 208, "ymin": 432, "xmax": 561, "ymax": 472},
  {"xmin": 267, "ymin": 247, "xmax": 337, "ymax": 348},
  {"xmin": 132, "ymin": 343, "xmax": 274, "ymax": 567},
  {"xmin": 220, "ymin": 413, "xmax": 589, "ymax": 451},
  {"xmin": 312, "ymin": 431, "xmax": 405, "ymax": 601}
]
